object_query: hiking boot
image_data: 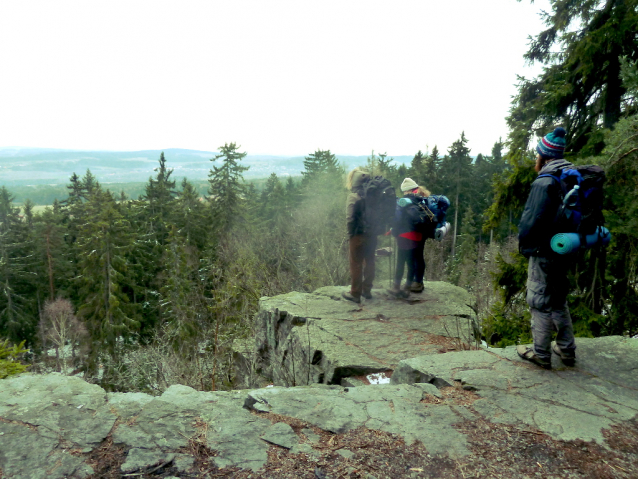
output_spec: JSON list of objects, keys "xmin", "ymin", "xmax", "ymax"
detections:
[
  {"xmin": 551, "ymin": 341, "xmax": 576, "ymax": 366},
  {"xmin": 401, "ymin": 282, "xmax": 412, "ymax": 291},
  {"xmin": 387, "ymin": 285, "xmax": 409, "ymax": 298},
  {"xmin": 341, "ymin": 291, "xmax": 361, "ymax": 304},
  {"xmin": 410, "ymin": 282, "xmax": 424, "ymax": 293},
  {"xmin": 516, "ymin": 345, "xmax": 552, "ymax": 370},
  {"xmin": 362, "ymin": 291, "xmax": 373, "ymax": 300}
]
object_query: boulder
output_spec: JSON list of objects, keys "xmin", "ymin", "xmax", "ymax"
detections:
[
  {"xmin": 391, "ymin": 337, "xmax": 638, "ymax": 444},
  {"xmin": 237, "ymin": 283, "xmax": 477, "ymax": 387}
]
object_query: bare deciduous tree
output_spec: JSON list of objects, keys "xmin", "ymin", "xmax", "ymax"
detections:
[{"xmin": 39, "ymin": 299, "xmax": 88, "ymax": 374}]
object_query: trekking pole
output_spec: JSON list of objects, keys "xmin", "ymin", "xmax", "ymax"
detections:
[
  {"xmin": 388, "ymin": 238, "xmax": 394, "ymax": 288},
  {"xmin": 390, "ymin": 234, "xmax": 395, "ymax": 290}
]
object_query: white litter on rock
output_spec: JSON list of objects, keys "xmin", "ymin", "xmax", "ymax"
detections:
[{"xmin": 366, "ymin": 372, "xmax": 391, "ymax": 385}]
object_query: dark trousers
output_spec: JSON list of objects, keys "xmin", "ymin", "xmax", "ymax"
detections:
[
  {"xmin": 394, "ymin": 248, "xmax": 415, "ymax": 285},
  {"xmin": 412, "ymin": 239, "xmax": 426, "ymax": 283},
  {"xmin": 349, "ymin": 235, "xmax": 377, "ymax": 297}
]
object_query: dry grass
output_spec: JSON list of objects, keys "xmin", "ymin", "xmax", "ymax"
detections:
[
  {"xmin": 421, "ymin": 382, "xmax": 481, "ymax": 407},
  {"xmin": 85, "ymin": 435, "xmax": 127, "ymax": 479}
]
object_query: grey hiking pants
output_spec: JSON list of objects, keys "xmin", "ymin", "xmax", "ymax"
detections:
[{"xmin": 526, "ymin": 256, "xmax": 576, "ymax": 361}]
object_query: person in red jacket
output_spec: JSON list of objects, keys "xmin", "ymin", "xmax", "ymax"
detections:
[
  {"xmin": 388, "ymin": 178, "xmax": 424, "ymax": 298},
  {"xmin": 410, "ymin": 185, "xmax": 432, "ymax": 293}
]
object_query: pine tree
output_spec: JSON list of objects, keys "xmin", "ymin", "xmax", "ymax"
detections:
[
  {"xmin": 0, "ymin": 187, "xmax": 37, "ymax": 344},
  {"xmin": 285, "ymin": 176, "xmax": 296, "ymax": 196},
  {"xmin": 159, "ymin": 226, "xmax": 206, "ymax": 355},
  {"xmin": 439, "ymin": 133, "xmax": 473, "ymax": 257},
  {"xmin": 300, "ymin": 149, "xmax": 340, "ymax": 186},
  {"xmin": 207, "ymin": 143, "xmax": 249, "ymax": 237},
  {"xmin": 260, "ymin": 173, "xmax": 287, "ymax": 225},
  {"xmin": 33, "ymin": 206, "xmax": 72, "ymax": 301},
  {"xmin": 65, "ymin": 173, "xmax": 83, "ymax": 206},
  {"xmin": 22, "ymin": 200, "xmax": 34, "ymax": 229},
  {"xmin": 409, "ymin": 150, "xmax": 427, "ymax": 185},
  {"xmin": 591, "ymin": 57, "xmax": 638, "ymax": 335},
  {"xmin": 75, "ymin": 187, "xmax": 140, "ymax": 373},
  {"xmin": 424, "ymin": 146, "xmax": 441, "ymax": 193},
  {"xmin": 473, "ymin": 140, "xmax": 509, "ymax": 244},
  {"xmin": 82, "ymin": 169, "xmax": 99, "ymax": 197},
  {"xmin": 449, "ymin": 207, "xmax": 479, "ymax": 288},
  {"xmin": 63, "ymin": 169, "xmax": 101, "ymax": 248},
  {"xmin": 128, "ymin": 153, "xmax": 179, "ymax": 329},
  {"xmin": 509, "ymin": 0, "xmax": 638, "ymax": 155},
  {"xmin": 141, "ymin": 152, "xmax": 176, "ymax": 247},
  {"xmin": 172, "ymin": 178, "xmax": 209, "ymax": 252}
]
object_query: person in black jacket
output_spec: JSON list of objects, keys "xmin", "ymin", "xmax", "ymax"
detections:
[
  {"xmin": 343, "ymin": 167, "xmax": 375, "ymax": 303},
  {"xmin": 517, "ymin": 127, "xmax": 577, "ymax": 369}
]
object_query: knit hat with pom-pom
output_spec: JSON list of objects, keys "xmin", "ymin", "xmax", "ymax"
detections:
[{"xmin": 537, "ymin": 127, "xmax": 567, "ymax": 159}]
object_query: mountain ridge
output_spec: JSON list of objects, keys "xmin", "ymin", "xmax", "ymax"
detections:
[{"xmin": 0, "ymin": 147, "xmax": 414, "ymax": 186}]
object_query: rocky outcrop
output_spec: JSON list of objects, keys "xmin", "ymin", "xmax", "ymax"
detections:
[
  {"xmin": 237, "ymin": 283, "xmax": 477, "ymax": 387},
  {"xmin": 2, "ymin": 283, "xmax": 637, "ymax": 478},
  {"xmin": 392, "ymin": 337, "xmax": 638, "ymax": 444},
  {"xmin": 1, "ymin": 335, "xmax": 637, "ymax": 478}
]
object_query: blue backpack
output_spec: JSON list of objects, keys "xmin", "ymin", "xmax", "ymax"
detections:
[
  {"xmin": 397, "ymin": 194, "xmax": 450, "ymax": 232},
  {"xmin": 424, "ymin": 195, "xmax": 450, "ymax": 228},
  {"xmin": 538, "ymin": 165, "xmax": 606, "ymax": 236}
]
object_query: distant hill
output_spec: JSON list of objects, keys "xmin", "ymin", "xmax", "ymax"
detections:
[{"xmin": 0, "ymin": 147, "xmax": 414, "ymax": 187}]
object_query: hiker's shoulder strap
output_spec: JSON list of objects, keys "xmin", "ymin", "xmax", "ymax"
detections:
[
  {"xmin": 537, "ymin": 171, "xmax": 561, "ymax": 182},
  {"xmin": 536, "ymin": 171, "xmax": 566, "ymax": 201}
]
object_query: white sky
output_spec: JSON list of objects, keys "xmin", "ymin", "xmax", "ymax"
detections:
[{"xmin": 0, "ymin": 0, "xmax": 551, "ymax": 157}]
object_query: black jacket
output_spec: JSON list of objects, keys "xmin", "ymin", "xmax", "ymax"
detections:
[
  {"xmin": 345, "ymin": 170, "xmax": 370, "ymax": 238},
  {"xmin": 518, "ymin": 159, "xmax": 573, "ymax": 258}
]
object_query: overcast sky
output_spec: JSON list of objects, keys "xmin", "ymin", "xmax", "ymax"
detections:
[{"xmin": 0, "ymin": 0, "xmax": 552, "ymax": 157}]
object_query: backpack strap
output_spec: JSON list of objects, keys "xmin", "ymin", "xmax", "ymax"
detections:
[
  {"xmin": 537, "ymin": 173, "xmax": 560, "ymax": 182},
  {"xmin": 537, "ymin": 171, "xmax": 566, "ymax": 203},
  {"xmin": 559, "ymin": 168, "xmax": 583, "ymax": 185}
]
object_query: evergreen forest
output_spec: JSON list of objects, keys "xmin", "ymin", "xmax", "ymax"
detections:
[{"xmin": 1, "ymin": 0, "xmax": 638, "ymax": 393}]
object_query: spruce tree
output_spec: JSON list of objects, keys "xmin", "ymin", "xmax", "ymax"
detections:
[
  {"xmin": 128, "ymin": 153, "xmax": 178, "ymax": 328},
  {"xmin": 424, "ymin": 146, "xmax": 441, "ymax": 193},
  {"xmin": 172, "ymin": 178, "xmax": 209, "ymax": 252},
  {"xmin": 300, "ymin": 149, "xmax": 340, "ymax": 186},
  {"xmin": 509, "ymin": 0, "xmax": 638, "ymax": 154},
  {"xmin": 33, "ymin": 206, "xmax": 72, "ymax": 301},
  {"xmin": 75, "ymin": 187, "xmax": 140, "ymax": 373},
  {"xmin": 439, "ymin": 133, "xmax": 473, "ymax": 257},
  {"xmin": 141, "ymin": 152, "xmax": 176, "ymax": 247},
  {"xmin": 0, "ymin": 187, "xmax": 37, "ymax": 344},
  {"xmin": 590, "ymin": 57, "xmax": 638, "ymax": 334},
  {"xmin": 260, "ymin": 173, "xmax": 286, "ymax": 225},
  {"xmin": 409, "ymin": 150, "xmax": 428, "ymax": 186},
  {"xmin": 207, "ymin": 143, "xmax": 249, "ymax": 237},
  {"xmin": 159, "ymin": 226, "xmax": 205, "ymax": 354}
]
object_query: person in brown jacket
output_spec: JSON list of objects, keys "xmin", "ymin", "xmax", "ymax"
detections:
[{"xmin": 343, "ymin": 167, "xmax": 376, "ymax": 303}]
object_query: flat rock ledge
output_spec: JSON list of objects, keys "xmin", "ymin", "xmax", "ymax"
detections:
[
  {"xmin": 235, "ymin": 283, "xmax": 478, "ymax": 388},
  {"xmin": 1, "ymin": 336, "xmax": 637, "ymax": 478}
]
